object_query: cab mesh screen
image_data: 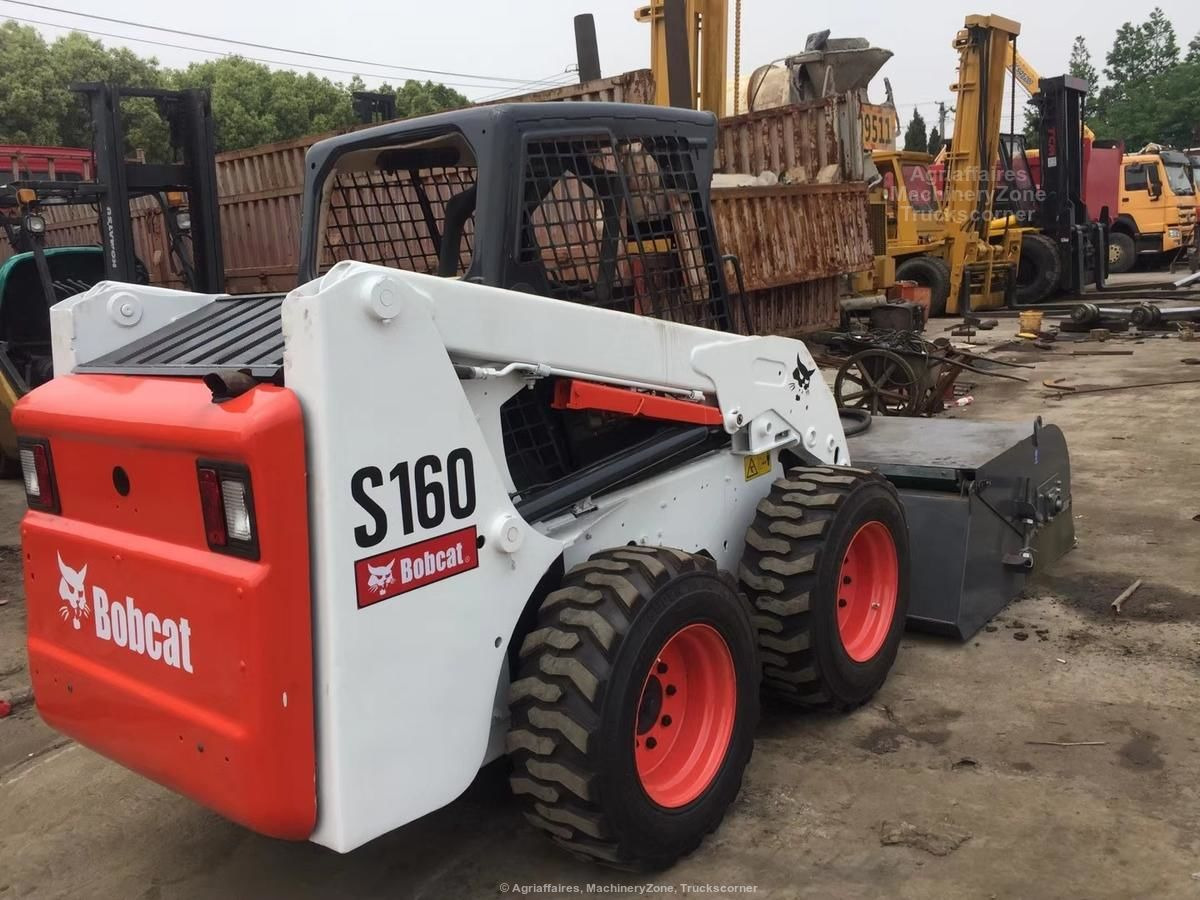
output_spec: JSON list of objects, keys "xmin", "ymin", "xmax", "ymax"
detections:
[{"xmin": 517, "ymin": 134, "xmax": 730, "ymax": 331}]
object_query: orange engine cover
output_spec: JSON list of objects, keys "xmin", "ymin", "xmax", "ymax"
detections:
[{"xmin": 14, "ymin": 375, "xmax": 316, "ymax": 839}]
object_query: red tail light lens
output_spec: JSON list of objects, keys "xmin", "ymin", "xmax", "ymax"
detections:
[
  {"xmin": 18, "ymin": 438, "xmax": 59, "ymax": 513},
  {"xmin": 198, "ymin": 467, "xmax": 227, "ymax": 547},
  {"xmin": 197, "ymin": 462, "xmax": 259, "ymax": 559}
]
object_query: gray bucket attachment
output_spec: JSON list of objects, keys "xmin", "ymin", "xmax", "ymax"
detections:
[{"xmin": 848, "ymin": 417, "xmax": 1074, "ymax": 640}]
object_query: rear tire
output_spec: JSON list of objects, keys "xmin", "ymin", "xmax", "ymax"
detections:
[
  {"xmin": 1108, "ymin": 232, "xmax": 1136, "ymax": 274},
  {"xmin": 895, "ymin": 255, "xmax": 951, "ymax": 317},
  {"xmin": 1015, "ymin": 232, "xmax": 1063, "ymax": 304},
  {"xmin": 508, "ymin": 546, "xmax": 760, "ymax": 870},
  {"xmin": 738, "ymin": 466, "xmax": 909, "ymax": 710}
]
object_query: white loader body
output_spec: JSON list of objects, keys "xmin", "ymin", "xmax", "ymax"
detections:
[{"xmin": 48, "ymin": 262, "xmax": 845, "ymax": 850}]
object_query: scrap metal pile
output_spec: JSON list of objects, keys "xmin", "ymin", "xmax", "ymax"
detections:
[{"xmin": 817, "ymin": 329, "xmax": 1031, "ymax": 416}]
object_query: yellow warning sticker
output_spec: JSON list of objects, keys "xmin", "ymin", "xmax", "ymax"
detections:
[{"xmin": 743, "ymin": 452, "xmax": 772, "ymax": 482}]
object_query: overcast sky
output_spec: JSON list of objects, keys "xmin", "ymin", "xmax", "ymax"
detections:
[{"xmin": 5, "ymin": 0, "xmax": 1199, "ymax": 131}]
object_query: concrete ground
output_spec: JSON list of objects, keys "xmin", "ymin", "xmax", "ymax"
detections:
[{"xmin": 2, "ymin": 311, "xmax": 1199, "ymax": 898}]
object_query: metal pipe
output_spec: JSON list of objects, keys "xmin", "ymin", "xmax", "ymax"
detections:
[
  {"xmin": 1070, "ymin": 302, "xmax": 1133, "ymax": 326},
  {"xmin": 1129, "ymin": 303, "xmax": 1200, "ymax": 328},
  {"xmin": 454, "ymin": 361, "xmax": 707, "ymax": 402}
]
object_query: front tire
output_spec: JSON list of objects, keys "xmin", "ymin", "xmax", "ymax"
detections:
[
  {"xmin": 508, "ymin": 547, "xmax": 760, "ymax": 869},
  {"xmin": 895, "ymin": 255, "xmax": 951, "ymax": 317},
  {"xmin": 1108, "ymin": 232, "xmax": 1136, "ymax": 274},
  {"xmin": 1015, "ymin": 232, "xmax": 1063, "ymax": 304},
  {"xmin": 739, "ymin": 466, "xmax": 909, "ymax": 710}
]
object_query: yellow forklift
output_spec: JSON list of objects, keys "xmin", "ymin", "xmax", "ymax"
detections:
[{"xmin": 868, "ymin": 15, "xmax": 1028, "ymax": 315}]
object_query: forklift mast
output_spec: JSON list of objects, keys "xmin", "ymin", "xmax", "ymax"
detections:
[
  {"xmin": 1035, "ymin": 76, "xmax": 1088, "ymax": 236},
  {"xmin": 1033, "ymin": 75, "xmax": 1107, "ymax": 294},
  {"xmin": 941, "ymin": 14, "xmax": 1023, "ymax": 312},
  {"xmin": 75, "ymin": 83, "xmax": 224, "ymax": 293}
]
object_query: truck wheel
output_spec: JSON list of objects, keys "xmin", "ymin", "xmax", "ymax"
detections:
[
  {"xmin": 1108, "ymin": 232, "xmax": 1136, "ymax": 274},
  {"xmin": 508, "ymin": 546, "xmax": 760, "ymax": 869},
  {"xmin": 738, "ymin": 466, "xmax": 909, "ymax": 710},
  {"xmin": 895, "ymin": 256, "xmax": 950, "ymax": 317},
  {"xmin": 1015, "ymin": 233, "xmax": 1063, "ymax": 304}
]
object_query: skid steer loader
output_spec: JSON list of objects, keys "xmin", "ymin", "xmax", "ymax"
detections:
[{"xmin": 14, "ymin": 102, "xmax": 1072, "ymax": 869}]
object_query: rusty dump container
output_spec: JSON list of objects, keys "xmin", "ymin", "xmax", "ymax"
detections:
[
  {"xmin": 715, "ymin": 97, "xmax": 863, "ymax": 182},
  {"xmin": 712, "ymin": 182, "xmax": 872, "ymax": 333}
]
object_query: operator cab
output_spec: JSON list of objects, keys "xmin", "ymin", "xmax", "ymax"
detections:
[{"xmin": 302, "ymin": 104, "xmax": 740, "ymax": 497}]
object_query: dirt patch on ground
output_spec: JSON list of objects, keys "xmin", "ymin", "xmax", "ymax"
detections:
[
  {"xmin": 1036, "ymin": 570, "xmax": 1200, "ymax": 623},
  {"xmin": 855, "ymin": 704, "xmax": 963, "ymax": 755},
  {"xmin": 1118, "ymin": 729, "xmax": 1166, "ymax": 772}
]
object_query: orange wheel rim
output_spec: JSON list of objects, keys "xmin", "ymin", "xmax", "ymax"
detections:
[
  {"xmin": 836, "ymin": 521, "xmax": 900, "ymax": 662},
  {"xmin": 634, "ymin": 623, "xmax": 737, "ymax": 808}
]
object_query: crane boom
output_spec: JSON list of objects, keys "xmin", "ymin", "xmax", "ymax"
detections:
[{"xmin": 1005, "ymin": 44, "xmax": 1095, "ymax": 140}]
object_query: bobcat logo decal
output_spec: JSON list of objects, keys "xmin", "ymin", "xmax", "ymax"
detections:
[
  {"xmin": 57, "ymin": 553, "xmax": 90, "ymax": 630},
  {"xmin": 789, "ymin": 354, "xmax": 816, "ymax": 400},
  {"xmin": 366, "ymin": 559, "xmax": 396, "ymax": 596}
]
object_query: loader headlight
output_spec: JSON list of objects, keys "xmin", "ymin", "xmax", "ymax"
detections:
[
  {"xmin": 23, "ymin": 214, "xmax": 46, "ymax": 235},
  {"xmin": 175, "ymin": 211, "xmax": 191, "ymax": 232},
  {"xmin": 1169, "ymin": 228, "xmax": 1181, "ymax": 240}
]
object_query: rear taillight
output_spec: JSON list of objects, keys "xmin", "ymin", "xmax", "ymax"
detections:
[
  {"xmin": 18, "ymin": 438, "xmax": 59, "ymax": 513},
  {"xmin": 197, "ymin": 462, "xmax": 259, "ymax": 559}
]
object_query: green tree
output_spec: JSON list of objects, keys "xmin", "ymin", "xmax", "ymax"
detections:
[
  {"xmin": 903, "ymin": 109, "xmax": 927, "ymax": 152},
  {"xmin": 391, "ymin": 80, "xmax": 469, "ymax": 118},
  {"xmin": 0, "ymin": 22, "xmax": 63, "ymax": 144},
  {"xmin": 1069, "ymin": 35, "xmax": 1098, "ymax": 87},
  {"xmin": 1022, "ymin": 101, "xmax": 1040, "ymax": 145},
  {"xmin": 926, "ymin": 126, "xmax": 943, "ymax": 155},
  {"xmin": 47, "ymin": 31, "xmax": 168, "ymax": 159},
  {"xmin": 1104, "ymin": 8, "xmax": 1178, "ymax": 92},
  {"xmin": 0, "ymin": 25, "xmax": 469, "ymax": 156},
  {"xmin": 1149, "ymin": 58, "xmax": 1200, "ymax": 146},
  {"xmin": 1187, "ymin": 32, "xmax": 1200, "ymax": 63},
  {"xmin": 1096, "ymin": 8, "xmax": 1185, "ymax": 146},
  {"xmin": 1145, "ymin": 8, "xmax": 1181, "ymax": 73},
  {"xmin": 170, "ymin": 57, "xmax": 357, "ymax": 151}
]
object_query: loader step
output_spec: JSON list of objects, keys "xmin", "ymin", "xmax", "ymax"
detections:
[{"xmin": 78, "ymin": 294, "xmax": 285, "ymax": 378}]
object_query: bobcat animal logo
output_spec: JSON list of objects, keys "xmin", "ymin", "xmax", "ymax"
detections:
[
  {"xmin": 366, "ymin": 559, "xmax": 396, "ymax": 595},
  {"xmin": 791, "ymin": 354, "xmax": 816, "ymax": 399},
  {"xmin": 57, "ymin": 553, "xmax": 90, "ymax": 631}
]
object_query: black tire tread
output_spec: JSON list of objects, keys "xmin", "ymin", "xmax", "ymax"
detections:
[
  {"xmin": 895, "ymin": 254, "xmax": 952, "ymax": 318},
  {"xmin": 738, "ymin": 465, "xmax": 901, "ymax": 710},
  {"xmin": 1016, "ymin": 232, "xmax": 1064, "ymax": 304},
  {"xmin": 508, "ymin": 546, "xmax": 733, "ymax": 867}
]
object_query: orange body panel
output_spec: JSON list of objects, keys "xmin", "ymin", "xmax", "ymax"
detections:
[{"xmin": 14, "ymin": 375, "xmax": 316, "ymax": 839}]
